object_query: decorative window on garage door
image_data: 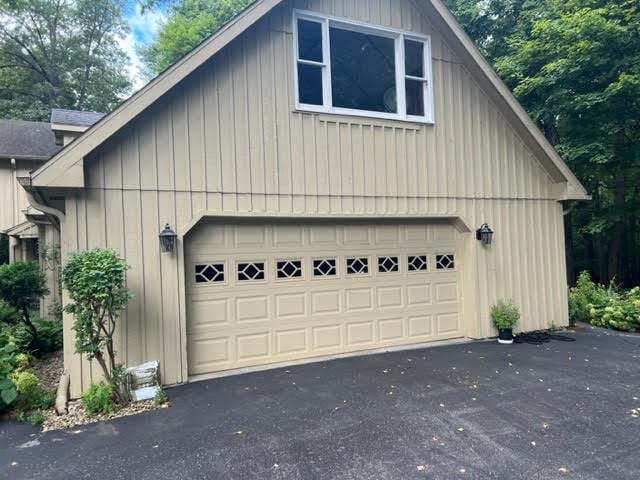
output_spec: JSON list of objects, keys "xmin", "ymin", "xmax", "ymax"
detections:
[
  {"xmin": 436, "ymin": 254, "xmax": 455, "ymax": 270},
  {"xmin": 378, "ymin": 256, "xmax": 399, "ymax": 273},
  {"xmin": 277, "ymin": 260, "xmax": 303, "ymax": 279},
  {"xmin": 408, "ymin": 255, "xmax": 428, "ymax": 272},
  {"xmin": 313, "ymin": 258, "xmax": 337, "ymax": 277},
  {"xmin": 195, "ymin": 263, "xmax": 225, "ymax": 283},
  {"xmin": 346, "ymin": 257, "xmax": 369, "ymax": 274},
  {"xmin": 237, "ymin": 261, "xmax": 266, "ymax": 281}
]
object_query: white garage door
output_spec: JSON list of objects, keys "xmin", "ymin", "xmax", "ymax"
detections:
[{"xmin": 186, "ymin": 221, "xmax": 462, "ymax": 376}]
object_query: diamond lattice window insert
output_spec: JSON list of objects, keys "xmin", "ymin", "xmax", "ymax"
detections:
[
  {"xmin": 277, "ymin": 260, "xmax": 302, "ymax": 279},
  {"xmin": 436, "ymin": 254, "xmax": 455, "ymax": 270},
  {"xmin": 408, "ymin": 255, "xmax": 427, "ymax": 272},
  {"xmin": 378, "ymin": 256, "xmax": 399, "ymax": 273},
  {"xmin": 237, "ymin": 262, "xmax": 265, "ymax": 281},
  {"xmin": 313, "ymin": 259, "xmax": 337, "ymax": 277},
  {"xmin": 346, "ymin": 257, "xmax": 369, "ymax": 275},
  {"xmin": 195, "ymin": 264, "xmax": 225, "ymax": 283}
]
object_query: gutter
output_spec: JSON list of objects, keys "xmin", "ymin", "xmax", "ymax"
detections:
[{"xmin": 17, "ymin": 176, "xmax": 65, "ymax": 231}]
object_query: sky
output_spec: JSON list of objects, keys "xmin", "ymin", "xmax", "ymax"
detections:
[{"xmin": 118, "ymin": 3, "xmax": 167, "ymax": 91}]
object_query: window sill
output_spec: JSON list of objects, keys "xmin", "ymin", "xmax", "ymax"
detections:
[{"xmin": 293, "ymin": 110, "xmax": 433, "ymax": 130}]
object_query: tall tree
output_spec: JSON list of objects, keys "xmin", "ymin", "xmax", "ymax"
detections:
[
  {"xmin": 0, "ymin": 0, "xmax": 132, "ymax": 121},
  {"xmin": 140, "ymin": 0, "xmax": 254, "ymax": 74},
  {"xmin": 447, "ymin": 0, "xmax": 640, "ymax": 286}
]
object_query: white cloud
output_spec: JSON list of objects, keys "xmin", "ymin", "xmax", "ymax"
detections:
[{"xmin": 118, "ymin": 5, "xmax": 167, "ymax": 91}]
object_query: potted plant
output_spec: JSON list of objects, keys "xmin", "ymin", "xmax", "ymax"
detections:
[{"xmin": 491, "ymin": 299, "xmax": 520, "ymax": 344}]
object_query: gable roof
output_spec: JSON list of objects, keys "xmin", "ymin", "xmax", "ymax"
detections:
[
  {"xmin": 29, "ymin": 0, "xmax": 588, "ymax": 200},
  {"xmin": 51, "ymin": 108, "xmax": 105, "ymax": 127},
  {"xmin": 0, "ymin": 119, "xmax": 61, "ymax": 161}
]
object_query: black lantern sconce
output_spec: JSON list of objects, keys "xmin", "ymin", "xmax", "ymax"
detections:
[
  {"xmin": 476, "ymin": 223, "xmax": 494, "ymax": 245},
  {"xmin": 159, "ymin": 224, "xmax": 178, "ymax": 253}
]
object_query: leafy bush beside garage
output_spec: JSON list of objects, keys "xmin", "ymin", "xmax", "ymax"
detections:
[{"xmin": 569, "ymin": 271, "xmax": 640, "ymax": 332}]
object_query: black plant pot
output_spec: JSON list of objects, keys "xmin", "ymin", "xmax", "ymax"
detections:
[{"xmin": 497, "ymin": 328, "xmax": 513, "ymax": 344}]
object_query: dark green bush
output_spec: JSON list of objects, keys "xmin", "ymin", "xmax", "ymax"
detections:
[
  {"xmin": 13, "ymin": 317, "xmax": 63, "ymax": 355},
  {"xmin": 0, "ymin": 343, "xmax": 18, "ymax": 411},
  {"xmin": 81, "ymin": 382, "xmax": 115, "ymax": 415},
  {"xmin": 0, "ymin": 300, "xmax": 19, "ymax": 325}
]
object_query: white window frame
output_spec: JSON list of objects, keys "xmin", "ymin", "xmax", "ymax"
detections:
[{"xmin": 293, "ymin": 10, "xmax": 435, "ymax": 124}]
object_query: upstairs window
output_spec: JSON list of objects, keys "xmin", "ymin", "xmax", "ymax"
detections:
[{"xmin": 294, "ymin": 11, "xmax": 434, "ymax": 123}]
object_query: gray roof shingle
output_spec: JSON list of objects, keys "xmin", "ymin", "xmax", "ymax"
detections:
[
  {"xmin": 50, "ymin": 108, "xmax": 105, "ymax": 127},
  {"xmin": 0, "ymin": 120, "xmax": 61, "ymax": 159}
]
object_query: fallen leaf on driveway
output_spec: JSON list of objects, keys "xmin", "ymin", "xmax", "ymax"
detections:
[
  {"xmin": 11, "ymin": 462, "xmax": 18, "ymax": 466},
  {"xmin": 431, "ymin": 436, "xmax": 439, "ymax": 442},
  {"xmin": 234, "ymin": 430, "xmax": 243, "ymax": 435},
  {"xmin": 559, "ymin": 467, "xmax": 568, "ymax": 474},
  {"xmin": 416, "ymin": 465, "xmax": 425, "ymax": 471},
  {"xmin": 459, "ymin": 468, "xmax": 466, "ymax": 473},
  {"xmin": 457, "ymin": 427, "xmax": 464, "ymax": 432},
  {"xmin": 531, "ymin": 441, "xmax": 536, "ymax": 446},
  {"xmin": 542, "ymin": 422, "xmax": 550, "ymax": 429},
  {"xmin": 439, "ymin": 403, "xmax": 445, "ymax": 407}
]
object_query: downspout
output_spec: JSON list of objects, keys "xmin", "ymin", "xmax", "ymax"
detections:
[{"xmin": 17, "ymin": 176, "xmax": 65, "ymax": 230}]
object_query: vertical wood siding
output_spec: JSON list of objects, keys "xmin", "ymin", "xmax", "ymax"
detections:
[{"xmin": 62, "ymin": 0, "xmax": 568, "ymax": 395}]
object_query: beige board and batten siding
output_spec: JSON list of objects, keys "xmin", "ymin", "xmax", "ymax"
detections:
[
  {"xmin": 60, "ymin": 0, "xmax": 568, "ymax": 395},
  {"xmin": 0, "ymin": 159, "xmax": 42, "ymax": 232}
]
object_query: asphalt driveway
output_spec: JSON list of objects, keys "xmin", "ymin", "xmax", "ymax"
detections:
[{"xmin": 1, "ymin": 325, "xmax": 639, "ymax": 480}]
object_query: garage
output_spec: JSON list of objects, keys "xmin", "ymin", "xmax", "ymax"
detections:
[{"xmin": 185, "ymin": 220, "xmax": 463, "ymax": 376}]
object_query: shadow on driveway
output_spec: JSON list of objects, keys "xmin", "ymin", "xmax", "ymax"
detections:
[{"xmin": 1, "ymin": 325, "xmax": 639, "ymax": 480}]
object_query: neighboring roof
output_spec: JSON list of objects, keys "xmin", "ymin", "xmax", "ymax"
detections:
[
  {"xmin": 30, "ymin": 0, "xmax": 588, "ymax": 200},
  {"xmin": 50, "ymin": 108, "xmax": 105, "ymax": 127},
  {"xmin": 4, "ymin": 221, "xmax": 38, "ymax": 238},
  {"xmin": 0, "ymin": 120, "xmax": 61, "ymax": 160}
]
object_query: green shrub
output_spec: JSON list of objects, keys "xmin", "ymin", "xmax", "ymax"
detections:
[
  {"xmin": 491, "ymin": 299, "xmax": 520, "ymax": 330},
  {"xmin": 0, "ymin": 300, "xmax": 19, "ymax": 325},
  {"xmin": 28, "ymin": 409, "xmax": 45, "ymax": 426},
  {"xmin": 12, "ymin": 370, "xmax": 54, "ymax": 413},
  {"xmin": 570, "ymin": 271, "xmax": 640, "ymax": 332},
  {"xmin": 0, "ymin": 261, "xmax": 48, "ymax": 351},
  {"xmin": 13, "ymin": 317, "xmax": 63, "ymax": 355},
  {"xmin": 154, "ymin": 387, "xmax": 168, "ymax": 406},
  {"xmin": 81, "ymin": 381, "xmax": 115, "ymax": 415},
  {"xmin": 0, "ymin": 343, "xmax": 18, "ymax": 411}
]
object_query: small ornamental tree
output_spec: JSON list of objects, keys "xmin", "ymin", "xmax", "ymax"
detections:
[
  {"xmin": 0, "ymin": 261, "xmax": 49, "ymax": 349},
  {"xmin": 61, "ymin": 249, "xmax": 131, "ymax": 402}
]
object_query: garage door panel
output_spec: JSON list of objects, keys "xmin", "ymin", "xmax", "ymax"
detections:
[
  {"xmin": 275, "ymin": 293, "xmax": 307, "ymax": 318},
  {"xmin": 275, "ymin": 329, "xmax": 308, "ymax": 355},
  {"xmin": 311, "ymin": 290, "xmax": 342, "ymax": 315},
  {"xmin": 236, "ymin": 296, "xmax": 270, "ymax": 322},
  {"xmin": 345, "ymin": 287, "xmax": 374, "ymax": 312},
  {"xmin": 186, "ymin": 221, "xmax": 463, "ymax": 376},
  {"xmin": 377, "ymin": 286, "xmax": 404, "ymax": 309}
]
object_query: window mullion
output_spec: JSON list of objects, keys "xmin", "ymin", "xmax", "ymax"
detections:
[
  {"xmin": 322, "ymin": 18, "xmax": 332, "ymax": 110},
  {"xmin": 396, "ymin": 34, "xmax": 407, "ymax": 118}
]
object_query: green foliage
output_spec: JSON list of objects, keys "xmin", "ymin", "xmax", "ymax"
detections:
[
  {"xmin": 0, "ymin": 343, "xmax": 18, "ymax": 410},
  {"xmin": 12, "ymin": 370, "xmax": 55, "ymax": 414},
  {"xmin": 141, "ymin": 0, "xmax": 255, "ymax": 74},
  {"xmin": 0, "ymin": 0, "xmax": 132, "ymax": 121},
  {"xmin": 446, "ymin": 0, "xmax": 640, "ymax": 287},
  {"xmin": 11, "ymin": 316, "xmax": 62, "ymax": 356},
  {"xmin": 62, "ymin": 248, "xmax": 131, "ymax": 402},
  {"xmin": 0, "ymin": 233, "xmax": 8, "ymax": 265},
  {"xmin": 490, "ymin": 299, "xmax": 520, "ymax": 330},
  {"xmin": 154, "ymin": 387, "xmax": 168, "ymax": 406},
  {"xmin": 0, "ymin": 300, "xmax": 19, "ymax": 325},
  {"xmin": 28, "ymin": 410, "xmax": 45, "ymax": 426},
  {"xmin": 81, "ymin": 381, "xmax": 115, "ymax": 415},
  {"xmin": 0, "ymin": 261, "xmax": 49, "ymax": 350},
  {"xmin": 569, "ymin": 270, "xmax": 640, "ymax": 331}
]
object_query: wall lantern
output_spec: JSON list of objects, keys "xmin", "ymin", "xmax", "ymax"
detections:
[
  {"xmin": 476, "ymin": 223, "xmax": 494, "ymax": 245},
  {"xmin": 159, "ymin": 224, "xmax": 178, "ymax": 253}
]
